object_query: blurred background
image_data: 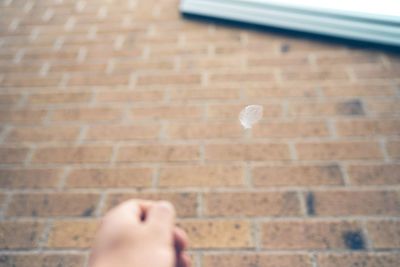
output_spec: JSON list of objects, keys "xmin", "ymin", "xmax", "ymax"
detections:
[{"xmin": 0, "ymin": 0, "xmax": 399, "ymax": 266}]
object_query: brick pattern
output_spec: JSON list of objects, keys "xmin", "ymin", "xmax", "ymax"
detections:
[{"xmin": 0, "ymin": 0, "xmax": 399, "ymax": 266}]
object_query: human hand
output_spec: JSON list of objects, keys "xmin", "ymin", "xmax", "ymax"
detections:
[{"xmin": 90, "ymin": 200, "xmax": 191, "ymax": 267}]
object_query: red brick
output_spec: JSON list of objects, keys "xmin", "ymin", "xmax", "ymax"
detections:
[
  {"xmin": 159, "ymin": 165, "xmax": 244, "ymax": 187},
  {"xmin": 205, "ymin": 144, "xmax": 290, "ymax": 161},
  {"xmin": 311, "ymin": 190, "xmax": 400, "ymax": 216},
  {"xmin": 0, "ymin": 254, "xmax": 86, "ymax": 267},
  {"xmin": 85, "ymin": 124, "xmax": 160, "ymax": 141},
  {"xmin": 248, "ymin": 55, "xmax": 310, "ymax": 67},
  {"xmin": 167, "ymin": 122, "xmax": 242, "ymax": 139},
  {"xmin": 51, "ymin": 108, "xmax": 122, "ymax": 122},
  {"xmin": 204, "ymin": 192, "xmax": 301, "ymax": 216},
  {"xmin": 322, "ymin": 84, "xmax": 396, "ymax": 97},
  {"xmin": 253, "ymin": 121, "xmax": 329, "ymax": 138},
  {"xmin": 253, "ymin": 165, "xmax": 343, "ymax": 187},
  {"xmin": 1, "ymin": 74, "xmax": 61, "ymax": 87},
  {"xmin": 288, "ymin": 100, "xmax": 365, "ymax": 117},
  {"xmin": 178, "ymin": 220, "xmax": 252, "ymax": 249},
  {"xmin": 68, "ymin": 74, "xmax": 129, "ymax": 86},
  {"xmin": 317, "ymin": 253, "xmax": 400, "ymax": 267},
  {"xmin": 137, "ymin": 73, "xmax": 201, "ymax": 85},
  {"xmin": 96, "ymin": 90, "xmax": 164, "ymax": 102},
  {"xmin": 169, "ymin": 88, "xmax": 240, "ymax": 100},
  {"xmin": 281, "ymin": 69, "xmax": 349, "ymax": 81},
  {"xmin": 0, "ymin": 94, "xmax": 21, "ymax": 106},
  {"xmin": 0, "ymin": 109, "xmax": 46, "ymax": 124},
  {"xmin": 179, "ymin": 57, "xmax": 243, "ymax": 70},
  {"xmin": 203, "ymin": 253, "xmax": 311, "ymax": 267},
  {"xmin": 262, "ymin": 220, "xmax": 362, "ymax": 249},
  {"xmin": 207, "ymin": 104, "xmax": 282, "ymax": 119},
  {"xmin": 336, "ymin": 119, "xmax": 400, "ymax": 136},
  {"xmin": 0, "ymin": 221, "xmax": 44, "ymax": 249},
  {"xmin": 315, "ymin": 52, "xmax": 382, "ymax": 65},
  {"xmin": 28, "ymin": 92, "xmax": 92, "ymax": 104},
  {"xmin": 105, "ymin": 192, "xmax": 197, "ymax": 217},
  {"xmin": 113, "ymin": 59, "xmax": 174, "ymax": 73},
  {"xmin": 387, "ymin": 141, "xmax": 400, "ymax": 159},
  {"xmin": 0, "ymin": 147, "xmax": 29, "ymax": 164},
  {"xmin": 367, "ymin": 221, "xmax": 400, "ymax": 249},
  {"xmin": 6, "ymin": 126, "xmax": 80, "ymax": 142},
  {"xmin": 348, "ymin": 164, "xmax": 400, "ymax": 185},
  {"xmin": 117, "ymin": 145, "xmax": 199, "ymax": 162},
  {"xmin": 48, "ymin": 220, "xmax": 97, "ymax": 248},
  {"xmin": 296, "ymin": 142, "xmax": 382, "ymax": 160},
  {"xmin": 0, "ymin": 169, "xmax": 60, "ymax": 188},
  {"xmin": 8, "ymin": 193, "xmax": 100, "ymax": 217},
  {"xmin": 365, "ymin": 99, "xmax": 400, "ymax": 115},
  {"xmin": 32, "ymin": 146, "xmax": 112, "ymax": 164},
  {"xmin": 210, "ymin": 72, "xmax": 275, "ymax": 83},
  {"xmin": 244, "ymin": 85, "xmax": 317, "ymax": 98},
  {"xmin": 66, "ymin": 168, "xmax": 153, "ymax": 188},
  {"xmin": 130, "ymin": 105, "xmax": 203, "ymax": 120}
]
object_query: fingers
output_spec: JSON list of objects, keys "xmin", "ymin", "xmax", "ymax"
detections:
[
  {"xmin": 147, "ymin": 201, "xmax": 176, "ymax": 243},
  {"xmin": 174, "ymin": 227, "xmax": 189, "ymax": 252},
  {"xmin": 177, "ymin": 253, "xmax": 191, "ymax": 267}
]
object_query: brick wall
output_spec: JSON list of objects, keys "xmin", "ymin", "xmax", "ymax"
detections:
[{"xmin": 0, "ymin": 0, "xmax": 399, "ymax": 266}]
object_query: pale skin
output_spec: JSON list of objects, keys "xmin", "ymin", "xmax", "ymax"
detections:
[{"xmin": 90, "ymin": 200, "xmax": 191, "ymax": 267}]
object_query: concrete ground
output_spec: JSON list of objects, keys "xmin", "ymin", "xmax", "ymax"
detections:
[{"xmin": 0, "ymin": 0, "xmax": 399, "ymax": 266}]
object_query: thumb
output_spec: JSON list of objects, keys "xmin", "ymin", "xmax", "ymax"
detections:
[{"xmin": 147, "ymin": 201, "xmax": 176, "ymax": 243}]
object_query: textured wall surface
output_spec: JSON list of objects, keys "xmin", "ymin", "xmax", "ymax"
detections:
[{"xmin": 0, "ymin": 0, "xmax": 400, "ymax": 266}]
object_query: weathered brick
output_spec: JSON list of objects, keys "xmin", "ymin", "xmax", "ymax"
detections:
[
  {"xmin": 244, "ymin": 85, "xmax": 317, "ymax": 98},
  {"xmin": 0, "ymin": 94, "xmax": 21, "ymax": 106},
  {"xmin": 317, "ymin": 253, "xmax": 400, "ymax": 267},
  {"xmin": 0, "ymin": 221, "xmax": 44, "ymax": 249},
  {"xmin": 262, "ymin": 221, "xmax": 363, "ymax": 249},
  {"xmin": 203, "ymin": 253, "xmax": 311, "ymax": 267},
  {"xmin": 310, "ymin": 190, "xmax": 400, "ymax": 216},
  {"xmin": 169, "ymin": 88, "xmax": 240, "ymax": 100},
  {"xmin": 296, "ymin": 142, "xmax": 382, "ymax": 160},
  {"xmin": 367, "ymin": 221, "xmax": 400, "ymax": 249},
  {"xmin": 85, "ymin": 124, "xmax": 160, "ymax": 140},
  {"xmin": 32, "ymin": 146, "xmax": 112, "ymax": 164},
  {"xmin": 28, "ymin": 92, "xmax": 92, "ymax": 104},
  {"xmin": 51, "ymin": 108, "xmax": 122, "ymax": 122},
  {"xmin": 336, "ymin": 119, "xmax": 400, "ymax": 136},
  {"xmin": 105, "ymin": 192, "xmax": 197, "ymax": 217},
  {"xmin": 130, "ymin": 105, "xmax": 203, "ymax": 120},
  {"xmin": 48, "ymin": 220, "xmax": 97, "ymax": 248},
  {"xmin": 253, "ymin": 121, "xmax": 329, "ymax": 138},
  {"xmin": 288, "ymin": 100, "xmax": 365, "ymax": 117},
  {"xmin": 167, "ymin": 122, "xmax": 242, "ymax": 139},
  {"xmin": 137, "ymin": 73, "xmax": 201, "ymax": 85},
  {"xmin": 0, "ymin": 169, "xmax": 60, "ymax": 188},
  {"xmin": 281, "ymin": 69, "xmax": 349, "ymax": 81},
  {"xmin": 0, "ymin": 147, "xmax": 29, "ymax": 164},
  {"xmin": 365, "ymin": 99, "xmax": 400, "ymax": 115},
  {"xmin": 0, "ymin": 109, "xmax": 46, "ymax": 124},
  {"xmin": 67, "ymin": 74, "xmax": 129, "ymax": 86},
  {"xmin": 315, "ymin": 52, "xmax": 382, "ymax": 65},
  {"xmin": 204, "ymin": 192, "xmax": 301, "ymax": 216},
  {"xmin": 210, "ymin": 72, "xmax": 275, "ymax": 83},
  {"xmin": 96, "ymin": 90, "xmax": 164, "ymax": 103},
  {"xmin": 252, "ymin": 165, "xmax": 343, "ymax": 187},
  {"xmin": 178, "ymin": 220, "xmax": 252, "ymax": 248},
  {"xmin": 205, "ymin": 144, "xmax": 290, "ymax": 161},
  {"xmin": 8, "ymin": 193, "xmax": 100, "ymax": 217},
  {"xmin": 207, "ymin": 104, "xmax": 282, "ymax": 119},
  {"xmin": 348, "ymin": 164, "xmax": 400, "ymax": 185},
  {"xmin": 117, "ymin": 145, "xmax": 200, "ymax": 162},
  {"xmin": 322, "ymin": 84, "xmax": 396, "ymax": 97},
  {"xmin": 387, "ymin": 141, "xmax": 400, "ymax": 159},
  {"xmin": 0, "ymin": 254, "xmax": 86, "ymax": 267},
  {"xmin": 159, "ymin": 165, "xmax": 244, "ymax": 187},
  {"xmin": 66, "ymin": 168, "xmax": 152, "ymax": 188},
  {"xmin": 6, "ymin": 126, "xmax": 80, "ymax": 142}
]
